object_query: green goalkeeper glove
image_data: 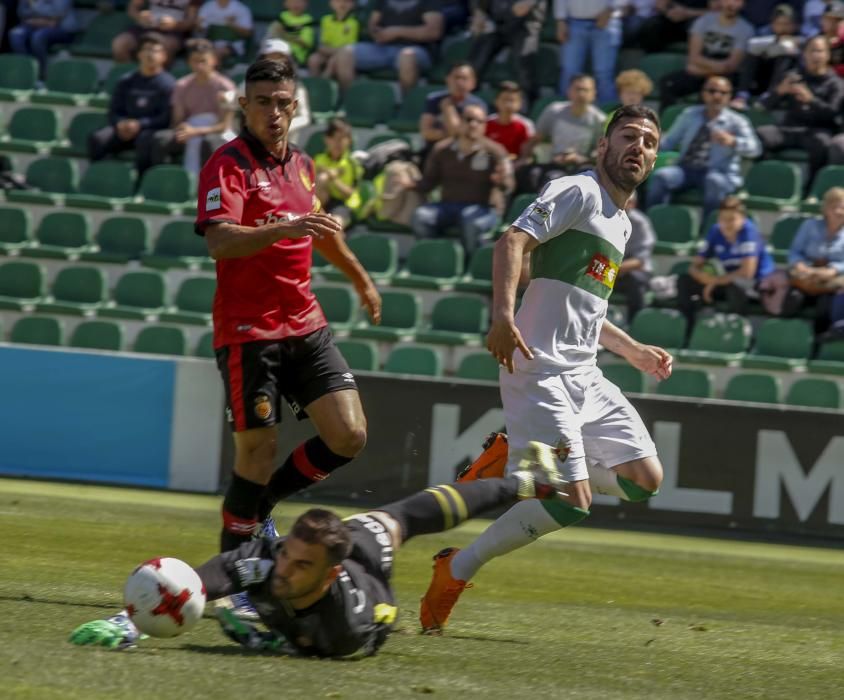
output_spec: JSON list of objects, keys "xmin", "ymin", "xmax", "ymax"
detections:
[
  {"xmin": 215, "ymin": 607, "xmax": 295, "ymax": 654},
  {"xmin": 69, "ymin": 612, "xmax": 144, "ymax": 650}
]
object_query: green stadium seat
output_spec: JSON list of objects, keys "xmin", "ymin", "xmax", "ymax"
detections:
[
  {"xmin": 639, "ymin": 53, "xmax": 686, "ymax": 98},
  {"xmin": 21, "ymin": 211, "xmax": 93, "ymax": 259},
  {"xmin": 501, "ymin": 193, "xmax": 537, "ymax": 229},
  {"xmin": 388, "ymin": 84, "xmax": 438, "ymax": 132},
  {"xmin": 742, "ymin": 160, "xmax": 802, "ymax": 211},
  {"xmin": 302, "ymin": 76, "xmax": 338, "ymax": 118},
  {"xmin": 30, "ymin": 59, "xmax": 99, "ymax": 106},
  {"xmin": 141, "ymin": 221, "xmax": 210, "ymax": 270},
  {"xmin": 455, "ymin": 352, "xmax": 499, "ymax": 382},
  {"xmin": 98, "ymin": 270, "xmax": 167, "ymax": 320},
  {"xmin": 0, "ymin": 106, "xmax": 60, "ymax": 152},
  {"xmin": 536, "ymin": 44, "xmax": 561, "ymax": 88},
  {"xmin": 351, "ymin": 289, "xmax": 420, "ymax": 342},
  {"xmin": 746, "ymin": 108, "xmax": 776, "ymax": 129},
  {"xmin": 415, "ymin": 295, "xmax": 489, "ymax": 346},
  {"xmin": 304, "ymin": 129, "xmax": 326, "ymax": 157},
  {"xmin": 808, "ymin": 339, "xmax": 844, "ymax": 376},
  {"xmin": 392, "ymin": 239, "xmax": 464, "ymax": 290},
  {"xmin": 0, "ymin": 260, "xmax": 46, "ymax": 310},
  {"xmin": 321, "ymin": 233, "xmax": 398, "ymax": 283},
  {"xmin": 313, "ymin": 285, "xmax": 357, "ymax": 331},
  {"xmin": 456, "ymin": 244, "xmax": 494, "ymax": 293},
  {"xmin": 133, "ymin": 326, "xmax": 187, "ymax": 356},
  {"xmin": 69, "ymin": 320, "xmax": 124, "ymax": 351},
  {"xmin": 724, "ymin": 373, "xmax": 781, "ymax": 404},
  {"xmin": 71, "ymin": 12, "xmax": 134, "ymax": 58},
  {"xmin": 659, "ymin": 104, "xmax": 687, "ymax": 133},
  {"xmin": 630, "ymin": 308, "xmax": 687, "ymax": 350},
  {"xmin": 655, "ymin": 367, "xmax": 713, "ymax": 399},
  {"xmin": 785, "ymin": 377, "xmax": 841, "ymax": 409},
  {"xmin": 159, "ymin": 276, "xmax": 216, "ymax": 326},
  {"xmin": 88, "ymin": 63, "xmax": 136, "ymax": 109},
  {"xmin": 36, "ymin": 265, "xmax": 107, "ymax": 316},
  {"xmin": 52, "ymin": 111, "xmax": 109, "ymax": 157},
  {"xmin": 676, "ymin": 313, "xmax": 751, "ymax": 366},
  {"xmin": 601, "ymin": 363, "xmax": 646, "ymax": 393},
  {"xmin": 341, "ymin": 80, "xmax": 395, "ymax": 127},
  {"xmin": 646, "ymin": 204, "xmax": 700, "ymax": 255},
  {"xmin": 65, "ymin": 161, "xmax": 136, "ymax": 210},
  {"xmin": 125, "ymin": 165, "xmax": 196, "ymax": 214},
  {"xmin": 769, "ymin": 215, "xmax": 809, "ymax": 263},
  {"xmin": 0, "ymin": 54, "xmax": 38, "ymax": 100},
  {"xmin": 195, "ymin": 331, "xmax": 215, "ymax": 358},
  {"xmin": 243, "ymin": 0, "xmax": 279, "ymax": 21},
  {"xmin": 383, "ymin": 345, "xmax": 443, "ymax": 377},
  {"xmin": 429, "ymin": 37, "xmax": 472, "ymax": 82},
  {"xmin": 335, "ymin": 339, "xmax": 378, "ymax": 371},
  {"xmin": 653, "ymin": 150, "xmax": 680, "ymax": 172},
  {"xmin": 741, "ymin": 318, "xmax": 813, "ymax": 370},
  {"xmin": 11, "ymin": 316, "xmax": 63, "ymax": 346},
  {"xmin": 6, "ymin": 156, "xmax": 78, "ymax": 205},
  {"xmin": 801, "ymin": 165, "xmax": 844, "ymax": 214},
  {"xmin": 81, "ymin": 216, "xmax": 151, "ymax": 264},
  {"xmin": 0, "ymin": 205, "xmax": 32, "ymax": 253}
]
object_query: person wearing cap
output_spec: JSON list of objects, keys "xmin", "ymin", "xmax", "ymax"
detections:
[
  {"xmin": 247, "ymin": 39, "xmax": 311, "ymax": 137},
  {"xmin": 819, "ymin": 1, "xmax": 844, "ymax": 75}
]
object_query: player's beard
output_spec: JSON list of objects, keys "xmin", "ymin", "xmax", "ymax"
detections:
[
  {"xmin": 272, "ymin": 571, "xmax": 325, "ymax": 601},
  {"xmin": 602, "ymin": 145, "xmax": 649, "ymax": 194}
]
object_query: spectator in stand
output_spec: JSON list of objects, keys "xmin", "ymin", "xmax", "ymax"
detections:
[
  {"xmin": 802, "ymin": 0, "xmax": 828, "ymax": 36},
  {"xmin": 554, "ymin": 0, "xmax": 621, "ymax": 105},
  {"xmin": 647, "ymin": 76, "xmax": 760, "ymax": 220},
  {"xmin": 618, "ymin": 0, "xmax": 657, "ymax": 47},
  {"xmin": 8, "ymin": 0, "xmax": 76, "ymax": 74},
  {"xmin": 113, "ymin": 0, "xmax": 200, "ymax": 64},
  {"xmin": 197, "ymin": 0, "xmax": 254, "ymax": 63},
  {"xmin": 89, "ymin": 32, "xmax": 175, "ymax": 175},
  {"xmin": 615, "ymin": 68, "xmax": 654, "ymax": 106},
  {"xmin": 677, "ymin": 196, "xmax": 777, "ymax": 329},
  {"xmin": 741, "ymin": 0, "xmax": 804, "ymax": 32},
  {"xmin": 633, "ymin": 0, "xmax": 708, "ymax": 53},
  {"xmin": 398, "ymin": 103, "xmax": 514, "ymax": 255},
  {"xmin": 148, "ymin": 39, "xmax": 236, "ymax": 175},
  {"xmin": 314, "ymin": 118, "xmax": 365, "ymax": 227},
  {"xmin": 334, "ymin": 0, "xmax": 444, "ymax": 92},
  {"xmin": 780, "ymin": 186, "xmax": 844, "ymax": 328},
  {"xmin": 660, "ymin": 0, "xmax": 754, "ymax": 109},
  {"xmin": 468, "ymin": 0, "xmax": 546, "ymax": 105},
  {"xmin": 756, "ymin": 34, "xmax": 844, "ymax": 188},
  {"xmin": 731, "ymin": 4, "xmax": 801, "ymax": 111},
  {"xmin": 515, "ymin": 74, "xmax": 605, "ymax": 194},
  {"xmin": 264, "ymin": 0, "xmax": 315, "ymax": 67},
  {"xmin": 485, "ymin": 81, "xmax": 535, "ymax": 160},
  {"xmin": 615, "ymin": 192, "xmax": 656, "ymax": 323},
  {"xmin": 419, "ymin": 61, "xmax": 485, "ymax": 157},
  {"xmin": 306, "ymin": 0, "xmax": 359, "ymax": 78},
  {"xmin": 819, "ymin": 1, "xmax": 844, "ymax": 75}
]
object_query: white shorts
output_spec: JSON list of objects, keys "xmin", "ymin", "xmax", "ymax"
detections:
[{"xmin": 500, "ymin": 365, "xmax": 657, "ymax": 482}]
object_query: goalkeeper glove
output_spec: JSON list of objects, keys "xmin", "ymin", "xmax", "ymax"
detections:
[
  {"xmin": 215, "ymin": 606, "xmax": 294, "ymax": 654},
  {"xmin": 69, "ymin": 611, "xmax": 144, "ymax": 650}
]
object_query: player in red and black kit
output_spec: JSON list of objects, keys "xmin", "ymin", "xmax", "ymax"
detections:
[{"xmin": 195, "ymin": 58, "xmax": 382, "ymax": 565}]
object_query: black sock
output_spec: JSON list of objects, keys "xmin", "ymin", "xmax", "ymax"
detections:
[
  {"xmin": 377, "ymin": 476, "xmax": 521, "ymax": 542},
  {"xmin": 255, "ymin": 436, "xmax": 353, "ymax": 522},
  {"xmin": 220, "ymin": 473, "xmax": 265, "ymax": 552}
]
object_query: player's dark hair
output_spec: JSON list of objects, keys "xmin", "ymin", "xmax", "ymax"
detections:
[
  {"xmin": 449, "ymin": 60, "xmax": 475, "ymax": 75},
  {"xmin": 291, "ymin": 509, "xmax": 352, "ymax": 566},
  {"xmin": 246, "ymin": 57, "xmax": 297, "ymax": 86},
  {"xmin": 605, "ymin": 104, "xmax": 660, "ymax": 139},
  {"xmin": 719, "ymin": 194, "xmax": 747, "ymax": 215},
  {"xmin": 138, "ymin": 32, "xmax": 166, "ymax": 51},
  {"xmin": 568, "ymin": 73, "xmax": 594, "ymax": 87},
  {"xmin": 496, "ymin": 80, "xmax": 521, "ymax": 97},
  {"xmin": 325, "ymin": 117, "xmax": 352, "ymax": 138},
  {"xmin": 185, "ymin": 38, "xmax": 215, "ymax": 57}
]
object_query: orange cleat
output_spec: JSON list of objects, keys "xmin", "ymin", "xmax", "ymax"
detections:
[
  {"xmin": 419, "ymin": 547, "xmax": 473, "ymax": 634},
  {"xmin": 456, "ymin": 432, "xmax": 510, "ymax": 482}
]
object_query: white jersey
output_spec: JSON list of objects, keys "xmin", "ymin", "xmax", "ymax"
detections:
[{"xmin": 511, "ymin": 171, "xmax": 630, "ymax": 374}]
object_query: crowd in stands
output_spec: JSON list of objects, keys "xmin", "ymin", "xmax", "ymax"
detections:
[{"xmin": 4, "ymin": 0, "xmax": 844, "ymax": 367}]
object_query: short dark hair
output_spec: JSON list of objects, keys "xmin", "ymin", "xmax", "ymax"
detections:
[
  {"xmin": 325, "ymin": 117, "xmax": 352, "ymax": 138},
  {"xmin": 185, "ymin": 38, "xmax": 215, "ymax": 57},
  {"xmin": 569, "ymin": 73, "xmax": 594, "ymax": 87},
  {"xmin": 496, "ymin": 80, "xmax": 521, "ymax": 97},
  {"xmin": 246, "ymin": 57, "xmax": 297, "ymax": 86},
  {"xmin": 448, "ymin": 60, "xmax": 474, "ymax": 75},
  {"xmin": 605, "ymin": 104, "xmax": 660, "ymax": 139},
  {"xmin": 290, "ymin": 509, "xmax": 352, "ymax": 566},
  {"xmin": 719, "ymin": 194, "xmax": 747, "ymax": 215},
  {"xmin": 138, "ymin": 32, "xmax": 166, "ymax": 51}
]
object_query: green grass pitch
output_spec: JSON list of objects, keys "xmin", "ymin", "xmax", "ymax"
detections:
[{"xmin": 2, "ymin": 478, "xmax": 843, "ymax": 700}]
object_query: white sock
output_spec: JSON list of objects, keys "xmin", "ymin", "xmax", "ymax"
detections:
[
  {"xmin": 586, "ymin": 464, "xmax": 626, "ymax": 499},
  {"xmin": 450, "ymin": 499, "xmax": 561, "ymax": 581}
]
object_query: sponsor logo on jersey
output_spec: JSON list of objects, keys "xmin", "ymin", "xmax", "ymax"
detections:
[
  {"xmin": 254, "ymin": 394, "xmax": 272, "ymax": 420},
  {"xmin": 342, "ymin": 372, "xmax": 355, "ymax": 384},
  {"xmin": 585, "ymin": 253, "xmax": 618, "ymax": 289},
  {"xmin": 554, "ymin": 439, "xmax": 571, "ymax": 463},
  {"xmin": 205, "ymin": 187, "xmax": 222, "ymax": 211},
  {"xmin": 529, "ymin": 202, "xmax": 551, "ymax": 223}
]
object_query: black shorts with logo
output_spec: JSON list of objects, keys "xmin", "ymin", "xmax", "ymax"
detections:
[{"xmin": 215, "ymin": 326, "xmax": 357, "ymax": 432}]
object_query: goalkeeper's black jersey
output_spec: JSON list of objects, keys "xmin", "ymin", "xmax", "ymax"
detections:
[{"xmin": 204, "ymin": 515, "xmax": 397, "ymax": 658}]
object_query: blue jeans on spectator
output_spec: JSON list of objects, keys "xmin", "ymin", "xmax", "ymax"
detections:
[
  {"xmin": 9, "ymin": 24, "xmax": 75, "ymax": 71},
  {"xmin": 558, "ymin": 17, "xmax": 620, "ymax": 105},
  {"xmin": 353, "ymin": 42, "xmax": 432, "ymax": 73},
  {"xmin": 645, "ymin": 165, "xmax": 736, "ymax": 222},
  {"xmin": 411, "ymin": 202, "xmax": 499, "ymax": 255}
]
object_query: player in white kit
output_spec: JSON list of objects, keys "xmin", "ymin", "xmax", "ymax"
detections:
[{"xmin": 419, "ymin": 104, "xmax": 672, "ymax": 633}]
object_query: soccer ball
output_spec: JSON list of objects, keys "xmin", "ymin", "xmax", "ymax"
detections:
[{"xmin": 123, "ymin": 557, "xmax": 207, "ymax": 638}]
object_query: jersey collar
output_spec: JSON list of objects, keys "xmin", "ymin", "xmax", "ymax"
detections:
[{"xmin": 240, "ymin": 127, "xmax": 294, "ymax": 169}]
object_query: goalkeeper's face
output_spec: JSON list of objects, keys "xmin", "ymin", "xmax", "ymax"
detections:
[{"xmin": 271, "ymin": 536, "xmax": 340, "ymax": 603}]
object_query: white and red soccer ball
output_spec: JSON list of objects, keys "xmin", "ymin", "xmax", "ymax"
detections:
[{"xmin": 123, "ymin": 557, "xmax": 207, "ymax": 638}]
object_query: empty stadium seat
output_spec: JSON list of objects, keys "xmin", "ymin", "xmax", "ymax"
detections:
[
  {"xmin": 676, "ymin": 313, "xmax": 752, "ymax": 365},
  {"xmin": 71, "ymin": 12, "xmax": 134, "ymax": 58},
  {"xmin": 52, "ymin": 111, "xmax": 108, "ymax": 158},
  {"xmin": 0, "ymin": 106, "xmax": 60, "ymax": 152},
  {"xmin": 639, "ymin": 53, "xmax": 686, "ymax": 98},
  {"xmin": 388, "ymin": 84, "xmax": 438, "ymax": 132},
  {"xmin": 415, "ymin": 295, "xmax": 489, "ymax": 346},
  {"xmin": 785, "ymin": 378, "xmax": 841, "ymax": 410},
  {"xmin": 392, "ymin": 239, "xmax": 465, "ymax": 290},
  {"xmin": 646, "ymin": 204, "xmax": 700, "ymax": 255},
  {"xmin": 808, "ymin": 339, "xmax": 844, "ymax": 376},
  {"xmin": 98, "ymin": 270, "xmax": 167, "ymax": 320},
  {"xmin": 742, "ymin": 161, "xmax": 802, "ymax": 211},
  {"xmin": 321, "ymin": 233, "xmax": 398, "ymax": 283},
  {"xmin": 741, "ymin": 318, "xmax": 813, "ymax": 370},
  {"xmin": 655, "ymin": 368, "xmax": 713, "ymax": 399},
  {"xmin": 65, "ymin": 161, "xmax": 136, "ymax": 210},
  {"xmin": 31, "ymin": 59, "xmax": 99, "ymax": 106},
  {"xmin": 21, "ymin": 211, "xmax": 92, "ymax": 259},
  {"xmin": 159, "ymin": 276, "xmax": 216, "ymax": 326},
  {"xmin": 36, "ymin": 265, "xmax": 107, "ymax": 316},
  {"xmin": 11, "ymin": 316, "xmax": 63, "ymax": 346},
  {"xmin": 769, "ymin": 216, "xmax": 809, "ymax": 263},
  {"xmin": 132, "ymin": 326, "xmax": 187, "ymax": 356},
  {"xmin": 801, "ymin": 165, "xmax": 844, "ymax": 213},
  {"xmin": 455, "ymin": 244, "xmax": 494, "ymax": 294},
  {"xmin": 0, "ymin": 260, "xmax": 45, "ymax": 309},
  {"xmin": 341, "ymin": 80, "xmax": 395, "ymax": 127},
  {"xmin": 630, "ymin": 308, "xmax": 687, "ymax": 350},
  {"xmin": 7, "ymin": 156, "xmax": 79, "ymax": 205},
  {"xmin": 723, "ymin": 373, "xmax": 781, "ymax": 404},
  {"xmin": 81, "ymin": 216, "xmax": 151, "ymax": 264},
  {"xmin": 0, "ymin": 54, "xmax": 38, "ymax": 100},
  {"xmin": 141, "ymin": 220, "xmax": 210, "ymax": 270},
  {"xmin": 302, "ymin": 76, "xmax": 338, "ymax": 118},
  {"xmin": 351, "ymin": 289, "xmax": 420, "ymax": 342},
  {"xmin": 335, "ymin": 339, "xmax": 379, "ymax": 372},
  {"xmin": 601, "ymin": 363, "xmax": 646, "ymax": 393},
  {"xmin": 313, "ymin": 285, "xmax": 357, "ymax": 331},
  {"xmin": 126, "ymin": 165, "xmax": 196, "ymax": 214},
  {"xmin": 0, "ymin": 205, "xmax": 32, "ymax": 253},
  {"xmin": 69, "ymin": 320, "xmax": 123, "ymax": 351},
  {"xmin": 383, "ymin": 345, "xmax": 443, "ymax": 377},
  {"xmin": 195, "ymin": 331, "xmax": 215, "ymax": 359},
  {"xmin": 455, "ymin": 352, "xmax": 499, "ymax": 382}
]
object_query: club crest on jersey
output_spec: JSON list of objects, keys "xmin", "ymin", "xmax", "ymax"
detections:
[
  {"xmin": 585, "ymin": 253, "xmax": 618, "ymax": 289},
  {"xmin": 529, "ymin": 202, "xmax": 551, "ymax": 223},
  {"xmin": 254, "ymin": 394, "xmax": 272, "ymax": 420},
  {"xmin": 205, "ymin": 187, "xmax": 221, "ymax": 211},
  {"xmin": 299, "ymin": 168, "xmax": 313, "ymax": 191}
]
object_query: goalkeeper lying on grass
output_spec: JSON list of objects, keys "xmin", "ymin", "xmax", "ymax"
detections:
[{"xmin": 70, "ymin": 445, "xmax": 562, "ymax": 658}]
